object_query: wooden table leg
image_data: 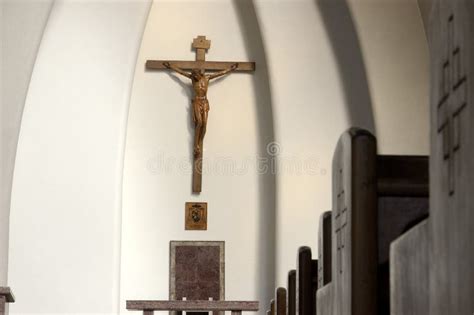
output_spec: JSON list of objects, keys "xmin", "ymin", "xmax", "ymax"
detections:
[
  {"xmin": 144, "ymin": 310, "xmax": 154, "ymax": 315},
  {"xmin": 0, "ymin": 296, "xmax": 6, "ymax": 315},
  {"xmin": 231, "ymin": 311, "xmax": 241, "ymax": 315}
]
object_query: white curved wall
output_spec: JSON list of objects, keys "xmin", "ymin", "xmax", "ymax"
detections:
[
  {"xmin": 0, "ymin": 0, "xmax": 53, "ymax": 285},
  {"xmin": 348, "ymin": 0, "xmax": 429, "ymax": 155},
  {"xmin": 119, "ymin": 0, "xmax": 275, "ymax": 311},
  {"xmin": 8, "ymin": 0, "xmax": 151, "ymax": 312}
]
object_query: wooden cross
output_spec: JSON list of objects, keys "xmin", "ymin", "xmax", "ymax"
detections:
[
  {"xmin": 146, "ymin": 36, "xmax": 256, "ymax": 193},
  {"xmin": 437, "ymin": 14, "xmax": 468, "ymax": 196},
  {"xmin": 335, "ymin": 168, "xmax": 347, "ymax": 275}
]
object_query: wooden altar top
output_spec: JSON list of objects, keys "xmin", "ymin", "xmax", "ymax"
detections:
[{"xmin": 126, "ymin": 300, "xmax": 258, "ymax": 312}]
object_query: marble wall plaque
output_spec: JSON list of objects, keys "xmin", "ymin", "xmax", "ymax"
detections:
[{"xmin": 170, "ymin": 241, "xmax": 225, "ymax": 302}]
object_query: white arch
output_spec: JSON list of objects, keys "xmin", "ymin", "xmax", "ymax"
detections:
[
  {"xmin": 1, "ymin": 0, "xmax": 54, "ymax": 285},
  {"xmin": 8, "ymin": 0, "xmax": 152, "ymax": 312}
]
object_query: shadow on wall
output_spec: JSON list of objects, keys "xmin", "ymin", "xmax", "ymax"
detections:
[
  {"xmin": 232, "ymin": 0, "xmax": 277, "ymax": 306},
  {"xmin": 316, "ymin": 0, "xmax": 376, "ymax": 133}
]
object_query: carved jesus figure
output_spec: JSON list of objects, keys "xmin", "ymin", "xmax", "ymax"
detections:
[{"xmin": 163, "ymin": 62, "xmax": 238, "ymax": 157}]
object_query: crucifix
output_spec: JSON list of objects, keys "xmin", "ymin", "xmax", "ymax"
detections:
[{"xmin": 147, "ymin": 36, "xmax": 256, "ymax": 193}]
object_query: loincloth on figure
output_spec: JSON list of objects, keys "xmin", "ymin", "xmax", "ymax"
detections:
[{"xmin": 192, "ymin": 97, "xmax": 210, "ymax": 120}]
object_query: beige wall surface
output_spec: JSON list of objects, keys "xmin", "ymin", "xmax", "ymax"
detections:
[{"xmin": 348, "ymin": 0, "xmax": 429, "ymax": 155}]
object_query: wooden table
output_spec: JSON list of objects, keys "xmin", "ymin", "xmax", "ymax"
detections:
[
  {"xmin": 127, "ymin": 300, "xmax": 259, "ymax": 315},
  {"xmin": 0, "ymin": 287, "xmax": 15, "ymax": 315}
]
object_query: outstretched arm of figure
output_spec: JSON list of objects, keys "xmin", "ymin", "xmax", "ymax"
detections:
[
  {"xmin": 208, "ymin": 63, "xmax": 238, "ymax": 80},
  {"xmin": 163, "ymin": 62, "xmax": 192, "ymax": 79}
]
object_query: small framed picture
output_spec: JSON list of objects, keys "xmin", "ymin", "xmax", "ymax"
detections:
[{"xmin": 185, "ymin": 202, "xmax": 208, "ymax": 230}]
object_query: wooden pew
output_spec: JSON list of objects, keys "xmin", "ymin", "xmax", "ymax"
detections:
[
  {"xmin": 316, "ymin": 212, "xmax": 333, "ymax": 315},
  {"xmin": 317, "ymin": 128, "xmax": 429, "ymax": 315},
  {"xmin": 296, "ymin": 247, "xmax": 317, "ymax": 315},
  {"xmin": 427, "ymin": 1, "xmax": 474, "ymax": 314},
  {"xmin": 331, "ymin": 128, "xmax": 378, "ymax": 315},
  {"xmin": 389, "ymin": 2, "xmax": 474, "ymax": 314},
  {"xmin": 376, "ymin": 155, "xmax": 429, "ymax": 315},
  {"xmin": 315, "ymin": 282, "xmax": 332, "ymax": 315},
  {"xmin": 317, "ymin": 211, "xmax": 332, "ymax": 289},
  {"xmin": 390, "ymin": 220, "xmax": 428, "ymax": 315},
  {"xmin": 389, "ymin": 2, "xmax": 474, "ymax": 315},
  {"xmin": 287, "ymin": 270, "xmax": 296, "ymax": 315},
  {"xmin": 275, "ymin": 288, "xmax": 286, "ymax": 315},
  {"xmin": 0, "ymin": 287, "xmax": 15, "ymax": 315}
]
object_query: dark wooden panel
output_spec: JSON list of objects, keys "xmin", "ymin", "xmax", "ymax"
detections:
[
  {"xmin": 318, "ymin": 211, "xmax": 332, "ymax": 289},
  {"xmin": 287, "ymin": 270, "xmax": 296, "ymax": 315},
  {"xmin": 377, "ymin": 196, "xmax": 429, "ymax": 265},
  {"xmin": 332, "ymin": 128, "xmax": 378, "ymax": 315},
  {"xmin": 276, "ymin": 288, "xmax": 287, "ymax": 315},
  {"xmin": 311, "ymin": 259, "xmax": 318, "ymax": 314},
  {"xmin": 377, "ymin": 196, "xmax": 429, "ymax": 315},
  {"xmin": 376, "ymin": 155, "xmax": 429, "ymax": 197},
  {"xmin": 390, "ymin": 220, "xmax": 429, "ymax": 315},
  {"xmin": 296, "ymin": 247, "xmax": 317, "ymax": 315},
  {"xmin": 429, "ymin": 1, "xmax": 474, "ymax": 314},
  {"xmin": 376, "ymin": 154, "xmax": 429, "ymax": 315}
]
